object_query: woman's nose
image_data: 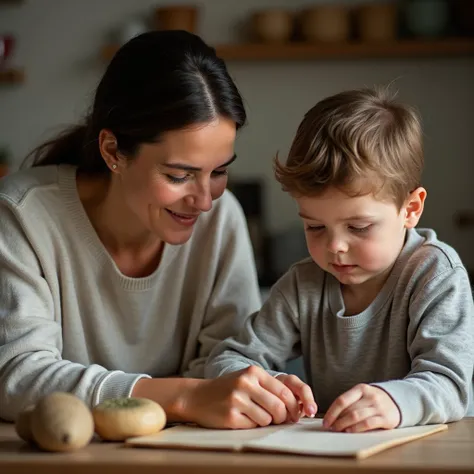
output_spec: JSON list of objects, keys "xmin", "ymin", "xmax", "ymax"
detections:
[{"xmin": 186, "ymin": 182, "xmax": 212, "ymax": 212}]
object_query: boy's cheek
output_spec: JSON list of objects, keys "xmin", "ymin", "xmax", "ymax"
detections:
[{"xmin": 357, "ymin": 244, "xmax": 392, "ymax": 270}]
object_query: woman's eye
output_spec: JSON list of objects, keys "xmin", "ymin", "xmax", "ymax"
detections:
[
  {"xmin": 166, "ymin": 174, "xmax": 189, "ymax": 184},
  {"xmin": 306, "ymin": 225, "xmax": 325, "ymax": 232},
  {"xmin": 349, "ymin": 225, "xmax": 372, "ymax": 233},
  {"xmin": 211, "ymin": 169, "xmax": 228, "ymax": 178}
]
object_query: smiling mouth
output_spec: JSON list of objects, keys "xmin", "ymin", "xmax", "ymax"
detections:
[
  {"xmin": 165, "ymin": 209, "xmax": 200, "ymax": 224},
  {"xmin": 166, "ymin": 209, "xmax": 198, "ymax": 218}
]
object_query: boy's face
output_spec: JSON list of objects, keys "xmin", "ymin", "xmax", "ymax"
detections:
[{"xmin": 295, "ymin": 185, "xmax": 426, "ymax": 291}]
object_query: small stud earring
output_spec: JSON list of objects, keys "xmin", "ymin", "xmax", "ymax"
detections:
[{"xmin": 112, "ymin": 164, "xmax": 117, "ymax": 170}]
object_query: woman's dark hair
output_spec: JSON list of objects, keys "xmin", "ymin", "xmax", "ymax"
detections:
[{"xmin": 25, "ymin": 30, "xmax": 246, "ymax": 173}]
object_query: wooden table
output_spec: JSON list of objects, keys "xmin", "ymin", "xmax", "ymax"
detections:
[{"xmin": 1, "ymin": 418, "xmax": 473, "ymax": 474}]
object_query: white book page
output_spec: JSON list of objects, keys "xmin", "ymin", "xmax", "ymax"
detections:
[
  {"xmin": 126, "ymin": 418, "xmax": 448, "ymax": 458},
  {"xmin": 245, "ymin": 419, "xmax": 448, "ymax": 458},
  {"xmin": 126, "ymin": 423, "xmax": 285, "ymax": 451}
]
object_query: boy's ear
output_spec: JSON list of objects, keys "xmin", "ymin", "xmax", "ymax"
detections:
[{"xmin": 404, "ymin": 187, "xmax": 427, "ymax": 229}]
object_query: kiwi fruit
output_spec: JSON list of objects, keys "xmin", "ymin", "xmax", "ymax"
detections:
[
  {"xmin": 30, "ymin": 392, "xmax": 94, "ymax": 452},
  {"xmin": 15, "ymin": 404, "xmax": 36, "ymax": 443},
  {"xmin": 92, "ymin": 397, "xmax": 166, "ymax": 441}
]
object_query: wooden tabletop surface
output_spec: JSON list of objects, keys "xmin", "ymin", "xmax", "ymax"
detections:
[{"xmin": 1, "ymin": 418, "xmax": 473, "ymax": 474}]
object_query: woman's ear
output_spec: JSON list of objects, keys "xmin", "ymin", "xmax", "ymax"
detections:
[
  {"xmin": 98, "ymin": 129, "xmax": 120, "ymax": 172},
  {"xmin": 404, "ymin": 187, "xmax": 427, "ymax": 229}
]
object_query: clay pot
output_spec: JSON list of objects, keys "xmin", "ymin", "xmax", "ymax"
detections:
[
  {"xmin": 356, "ymin": 3, "xmax": 398, "ymax": 42},
  {"xmin": 252, "ymin": 9, "xmax": 293, "ymax": 43},
  {"xmin": 300, "ymin": 5, "xmax": 351, "ymax": 43},
  {"xmin": 154, "ymin": 5, "xmax": 198, "ymax": 33}
]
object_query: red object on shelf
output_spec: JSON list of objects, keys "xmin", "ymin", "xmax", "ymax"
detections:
[
  {"xmin": 0, "ymin": 165, "xmax": 9, "ymax": 178},
  {"xmin": 0, "ymin": 34, "xmax": 15, "ymax": 66}
]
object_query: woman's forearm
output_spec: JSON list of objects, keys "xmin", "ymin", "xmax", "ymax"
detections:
[{"xmin": 131, "ymin": 377, "xmax": 204, "ymax": 423}]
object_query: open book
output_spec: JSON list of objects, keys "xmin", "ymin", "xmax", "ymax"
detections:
[{"xmin": 126, "ymin": 418, "xmax": 448, "ymax": 459}]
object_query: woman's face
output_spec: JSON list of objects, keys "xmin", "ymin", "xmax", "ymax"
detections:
[{"xmin": 115, "ymin": 117, "xmax": 237, "ymax": 245}]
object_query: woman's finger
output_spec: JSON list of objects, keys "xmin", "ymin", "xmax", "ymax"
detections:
[
  {"xmin": 248, "ymin": 379, "xmax": 296, "ymax": 424},
  {"xmin": 256, "ymin": 373, "xmax": 300, "ymax": 423},
  {"xmin": 280, "ymin": 375, "xmax": 317, "ymax": 418}
]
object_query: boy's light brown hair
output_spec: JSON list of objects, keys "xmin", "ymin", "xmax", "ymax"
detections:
[{"xmin": 274, "ymin": 87, "xmax": 423, "ymax": 209}]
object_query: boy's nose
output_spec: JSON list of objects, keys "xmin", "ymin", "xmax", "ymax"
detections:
[{"xmin": 327, "ymin": 236, "xmax": 349, "ymax": 254}]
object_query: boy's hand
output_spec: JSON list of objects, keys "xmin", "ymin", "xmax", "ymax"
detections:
[
  {"xmin": 275, "ymin": 374, "xmax": 318, "ymax": 418},
  {"xmin": 323, "ymin": 384, "xmax": 401, "ymax": 433},
  {"xmin": 181, "ymin": 366, "xmax": 303, "ymax": 429}
]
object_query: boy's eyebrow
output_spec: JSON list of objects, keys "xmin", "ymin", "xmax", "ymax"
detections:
[
  {"xmin": 298, "ymin": 213, "xmax": 376, "ymax": 221},
  {"xmin": 163, "ymin": 154, "xmax": 237, "ymax": 172}
]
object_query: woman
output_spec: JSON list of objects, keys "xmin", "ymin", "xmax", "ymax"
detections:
[{"xmin": 0, "ymin": 31, "xmax": 306, "ymax": 429}]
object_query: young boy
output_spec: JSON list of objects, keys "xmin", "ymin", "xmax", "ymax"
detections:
[{"xmin": 205, "ymin": 87, "xmax": 474, "ymax": 432}]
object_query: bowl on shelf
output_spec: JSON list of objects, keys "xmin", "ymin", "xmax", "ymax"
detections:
[{"xmin": 403, "ymin": 0, "xmax": 449, "ymax": 37}]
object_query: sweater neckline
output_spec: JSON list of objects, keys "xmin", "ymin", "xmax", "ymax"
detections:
[{"xmin": 58, "ymin": 165, "xmax": 177, "ymax": 291}]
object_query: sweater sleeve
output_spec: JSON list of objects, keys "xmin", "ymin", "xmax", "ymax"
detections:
[
  {"xmin": 0, "ymin": 203, "xmax": 149, "ymax": 422},
  {"xmin": 204, "ymin": 271, "xmax": 302, "ymax": 379},
  {"xmin": 374, "ymin": 267, "xmax": 474, "ymax": 427},
  {"xmin": 184, "ymin": 193, "xmax": 262, "ymax": 378}
]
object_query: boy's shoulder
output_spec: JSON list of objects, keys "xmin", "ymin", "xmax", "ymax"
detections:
[
  {"xmin": 406, "ymin": 228, "xmax": 466, "ymax": 274},
  {"xmin": 272, "ymin": 256, "xmax": 326, "ymax": 296},
  {"xmin": 400, "ymin": 228, "xmax": 470, "ymax": 294}
]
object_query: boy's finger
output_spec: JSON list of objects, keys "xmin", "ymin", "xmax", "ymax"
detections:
[
  {"xmin": 323, "ymin": 385, "xmax": 364, "ymax": 429},
  {"xmin": 330, "ymin": 406, "xmax": 376, "ymax": 432}
]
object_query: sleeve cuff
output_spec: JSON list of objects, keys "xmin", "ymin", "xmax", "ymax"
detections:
[
  {"xmin": 93, "ymin": 371, "xmax": 151, "ymax": 406},
  {"xmin": 371, "ymin": 380, "xmax": 421, "ymax": 428}
]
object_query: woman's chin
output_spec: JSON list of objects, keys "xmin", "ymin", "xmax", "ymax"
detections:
[{"xmin": 161, "ymin": 228, "xmax": 194, "ymax": 246}]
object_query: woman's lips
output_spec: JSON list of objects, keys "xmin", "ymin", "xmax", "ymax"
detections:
[{"xmin": 166, "ymin": 209, "xmax": 199, "ymax": 227}]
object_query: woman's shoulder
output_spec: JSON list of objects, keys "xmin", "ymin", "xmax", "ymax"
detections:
[{"xmin": 0, "ymin": 165, "xmax": 61, "ymax": 208}]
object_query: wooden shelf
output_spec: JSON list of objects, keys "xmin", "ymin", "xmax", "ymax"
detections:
[
  {"xmin": 103, "ymin": 38, "xmax": 474, "ymax": 62},
  {"xmin": 0, "ymin": 68, "xmax": 24, "ymax": 84},
  {"xmin": 216, "ymin": 38, "xmax": 474, "ymax": 60}
]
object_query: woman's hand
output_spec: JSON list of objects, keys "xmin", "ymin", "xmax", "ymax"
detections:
[
  {"xmin": 275, "ymin": 374, "xmax": 318, "ymax": 418},
  {"xmin": 180, "ymin": 366, "xmax": 310, "ymax": 429},
  {"xmin": 323, "ymin": 384, "xmax": 401, "ymax": 433}
]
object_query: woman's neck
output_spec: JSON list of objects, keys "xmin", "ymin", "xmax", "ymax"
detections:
[{"xmin": 76, "ymin": 172, "xmax": 164, "ymax": 277}]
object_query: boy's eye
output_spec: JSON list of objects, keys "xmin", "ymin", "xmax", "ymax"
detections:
[
  {"xmin": 349, "ymin": 225, "xmax": 372, "ymax": 233},
  {"xmin": 306, "ymin": 225, "xmax": 325, "ymax": 232}
]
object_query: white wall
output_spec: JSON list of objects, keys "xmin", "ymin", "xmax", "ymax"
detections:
[{"xmin": 1, "ymin": 0, "xmax": 473, "ymax": 268}]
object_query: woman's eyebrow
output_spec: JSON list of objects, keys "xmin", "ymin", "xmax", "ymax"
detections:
[{"xmin": 163, "ymin": 154, "xmax": 237, "ymax": 171}]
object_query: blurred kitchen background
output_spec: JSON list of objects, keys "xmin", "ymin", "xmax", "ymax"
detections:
[{"xmin": 1, "ymin": 0, "xmax": 474, "ymax": 293}]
